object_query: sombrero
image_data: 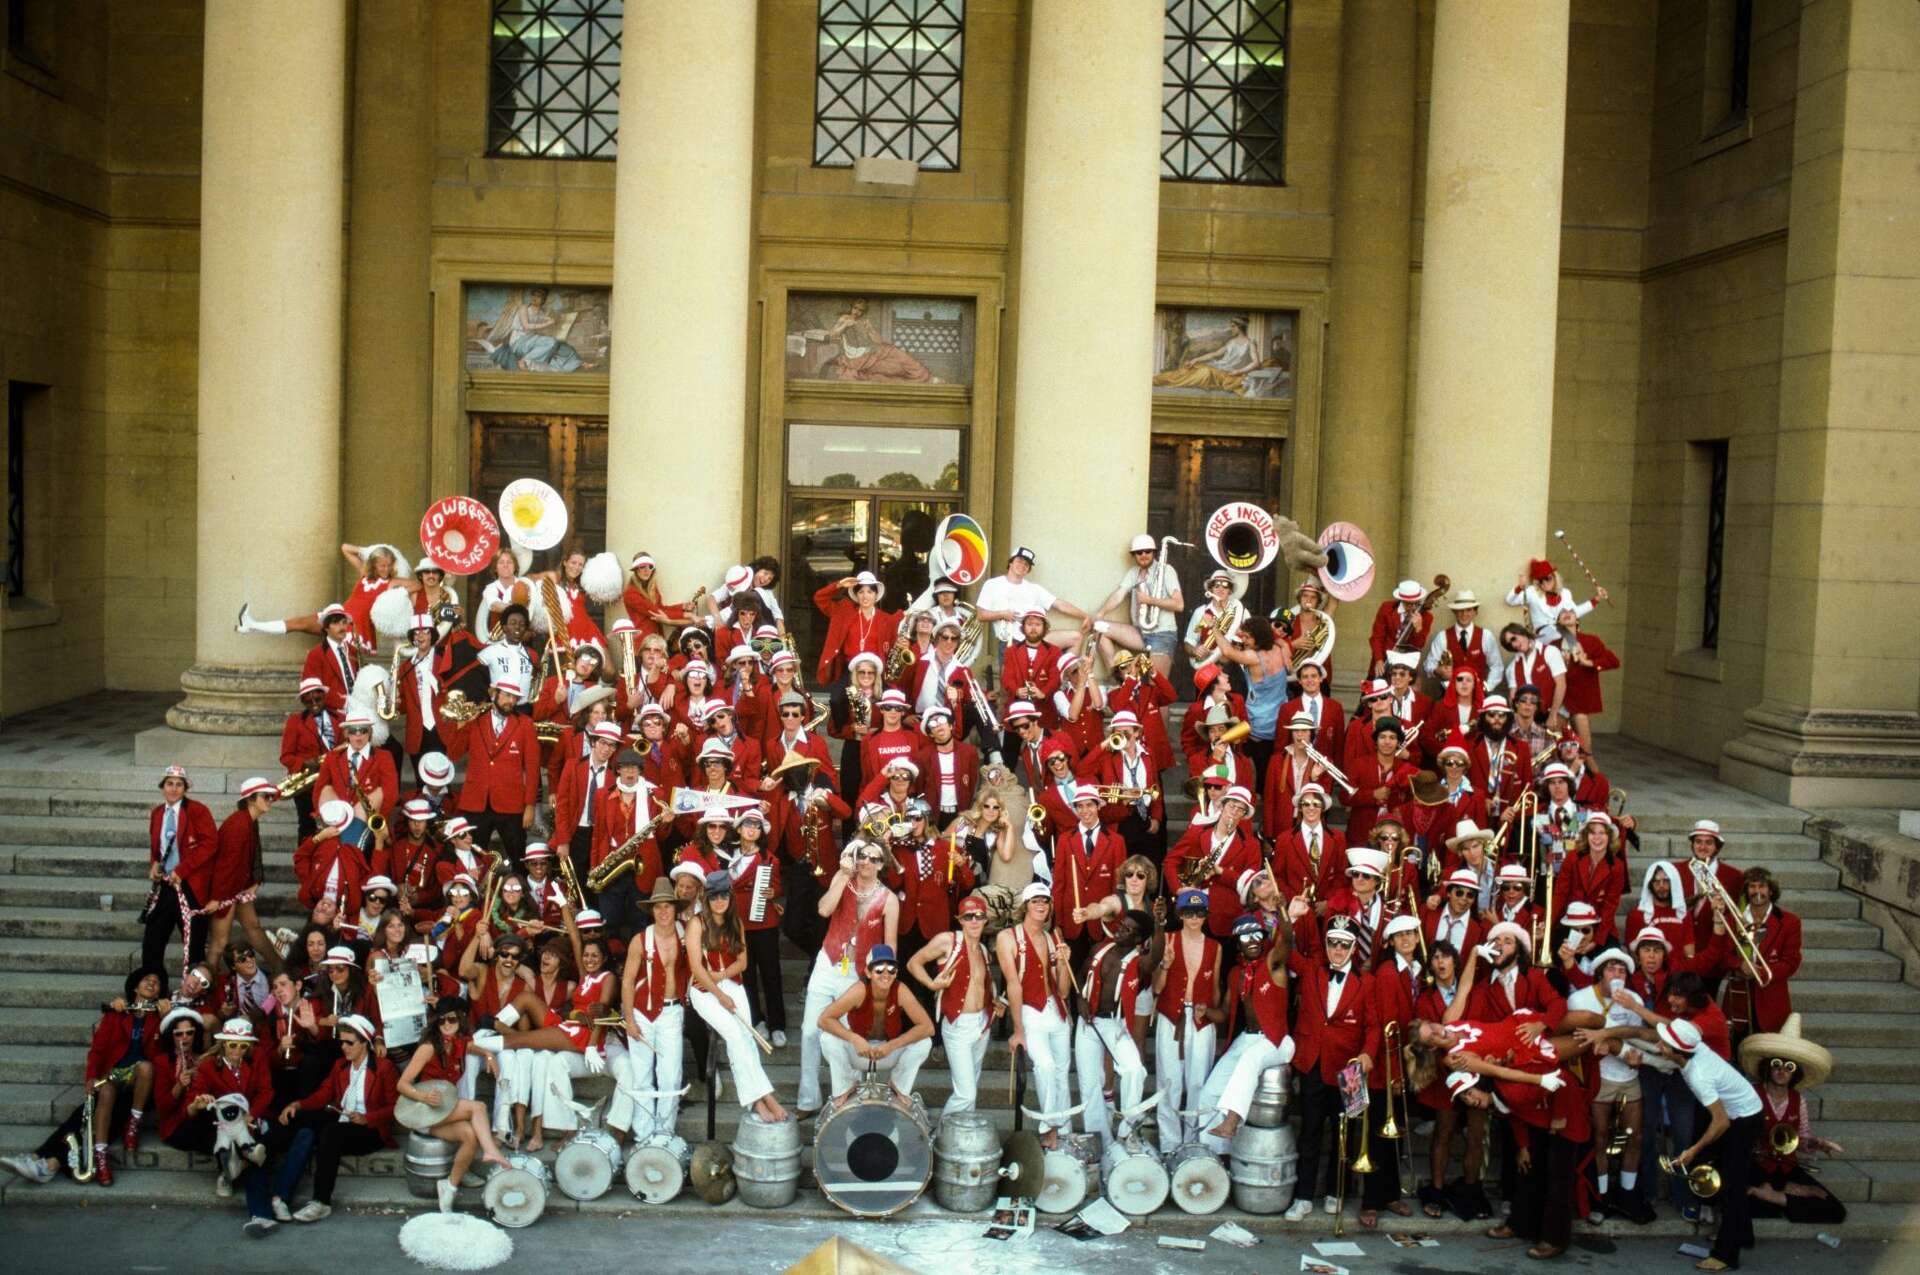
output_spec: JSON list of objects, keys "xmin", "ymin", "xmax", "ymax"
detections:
[{"xmin": 1737, "ymin": 1012, "xmax": 1832, "ymax": 1089}]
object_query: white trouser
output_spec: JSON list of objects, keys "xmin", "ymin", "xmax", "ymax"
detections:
[
  {"xmin": 940, "ymin": 1010, "xmax": 993, "ymax": 1118},
  {"xmin": 798, "ymin": 951, "xmax": 859, "ymax": 1109},
  {"xmin": 532, "ymin": 1049, "xmax": 589, "ymax": 1133},
  {"xmin": 459, "ymin": 1052, "xmax": 483, "ymax": 1102},
  {"xmin": 1019, "ymin": 1002, "xmax": 1073, "ymax": 1135},
  {"xmin": 1196, "ymin": 1032, "xmax": 1295, "ymax": 1153},
  {"xmin": 607, "ymin": 1003, "xmax": 685, "ymax": 1139},
  {"xmin": 1074, "ymin": 1016, "xmax": 1147, "ymax": 1150},
  {"xmin": 1155, "ymin": 1008, "xmax": 1217, "ymax": 1148},
  {"xmin": 486, "ymin": 1048, "xmax": 529, "ymax": 1134},
  {"xmin": 822, "ymin": 1034, "xmax": 933, "ymax": 1100},
  {"xmin": 690, "ymin": 979, "xmax": 773, "ymax": 1108}
]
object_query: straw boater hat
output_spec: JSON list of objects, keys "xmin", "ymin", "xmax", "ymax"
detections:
[{"xmin": 1737, "ymin": 1013, "xmax": 1833, "ymax": 1089}]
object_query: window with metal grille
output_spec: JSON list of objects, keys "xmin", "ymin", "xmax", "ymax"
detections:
[
  {"xmin": 1702, "ymin": 439, "xmax": 1728, "ymax": 649},
  {"xmin": 814, "ymin": 0, "xmax": 964, "ymax": 171},
  {"xmin": 488, "ymin": 0, "xmax": 622, "ymax": 160},
  {"xmin": 5, "ymin": 383, "xmax": 27, "ymax": 599},
  {"xmin": 1162, "ymin": 0, "xmax": 1289, "ymax": 185}
]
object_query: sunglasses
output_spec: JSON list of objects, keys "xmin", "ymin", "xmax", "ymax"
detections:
[
  {"xmin": 346, "ymin": 727, "xmax": 372, "ymax": 736},
  {"xmin": 858, "ymin": 851, "xmax": 887, "ymax": 864},
  {"xmin": 779, "ymin": 708, "xmax": 804, "ymax": 718},
  {"xmin": 496, "ymin": 952, "xmax": 522, "ymax": 963},
  {"xmin": 1501, "ymin": 882, "xmax": 1528, "ymax": 891},
  {"xmin": 1441, "ymin": 758, "xmax": 1466, "ymax": 768},
  {"xmin": 937, "ymin": 634, "xmax": 958, "ymax": 642},
  {"xmin": 1326, "ymin": 937, "xmax": 1357, "ymax": 949},
  {"xmin": 438, "ymin": 1013, "xmax": 463, "ymax": 1026},
  {"xmin": 1448, "ymin": 887, "xmax": 1473, "ymax": 897},
  {"xmin": 1124, "ymin": 870, "xmax": 1149, "ymax": 879},
  {"xmin": 172, "ymin": 1027, "xmax": 199, "ymax": 1037}
]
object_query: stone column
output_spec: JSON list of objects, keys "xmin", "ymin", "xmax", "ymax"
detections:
[
  {"xmin": 164, "ymin": 0, "xmax": 347, "ymax": 743},
  {"xmin": 344, "ymin": 0, "xmax": 434, "ymax": 542},
  {"xmin": 1722, "ymin": 0, "xmax": 1920, "ymax": 806},
  {"xmin": 605, "ymin": 0, "xmax": 757, "ymax": 600},
  {"xmin": 1321, "ymin": 0, "xmax": 1416, "ymax": 682},
  {"xmin": 1005, "ymin": 0, "xmax": 1163, "ymax": 604},
  {"xmin": 1404, "ymin": 0, "xmax": 1570, "ymax": 607}
]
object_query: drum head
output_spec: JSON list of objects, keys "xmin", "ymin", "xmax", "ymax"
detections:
[
  {"xmin": 395, "ymin": 1079, "xmax": 459, "ymax": 1132},
  {"xmin": 1104, "ymin": 1151, "xmax": 1170, "ymax": 1216},
  {"xmin": 483, "ymin": 1167, "xmax": 548, "ymax": 1228},
  {"xmin": 1035, "ymin": 1150, "xmax": 1089, "ymax": 1215},
  {"xmin": 625, "ymin": 1145, "xmax": 685, "ymax": 1204},
  {"xmin": 1171, "ymin": 1152, "xmax": 1231, "ymax": 1214},
  {"xmin": 814, "ymin": 1090, "xmax": 933, "ymax": 1217},
  {"xmin": 555, "ymin": 1139, "xmax": 615, "ymax": 1202}
]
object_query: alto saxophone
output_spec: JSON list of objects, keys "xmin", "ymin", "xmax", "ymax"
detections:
[{"xmin": 585, "ymin": 806, "xmax": 674, "ymax": 892}]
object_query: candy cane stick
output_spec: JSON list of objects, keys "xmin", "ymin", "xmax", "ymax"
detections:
[{"xmin": 1552, "ymin": 529, "xmax": 1612, "ymax": 606}]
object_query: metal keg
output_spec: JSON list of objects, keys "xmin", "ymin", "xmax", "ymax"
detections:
[
  {"xmin": 1246, "ymin": 1065, "xmax": 1290, "ymax": 1128},
  {"xmin": 732, "ymin": 1110, "xmax": 802, "ymax": 1208},
  {"xmin": 1228, "ymin": 1121, "xmax": 1298, "ymax": 1215},
  {"xmin": 403, "ymin": 1130, "xmax": 457, "ymax": 1200},
  {"xmin": 931, "ymin": 1112, "xmax": 1002, "ymax": 1213}
]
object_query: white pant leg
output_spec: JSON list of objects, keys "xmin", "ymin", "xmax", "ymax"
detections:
[
  {"xmin": 536, "ymin": 1050, "xmax": 588, "ymax": 1132},
  {"xmin": 821, "ymin": 1034, "xmax": 861, "ymax": 1098},
  {"xmin": 940, "ymin": 1011, "xmax": 991, "ymax": 1118},
  {"xmin": 458, "ymin": 1052, "xmax": 482, "ymax": 1103},
  {"xmin": 1021, "ymin": 1004, "xmax": 1073, "ymax": 1135},
  {"xmin": 642, "ymin": 1003, "xmax": 685, "ymax": 1133},
  {"xmin": 690, "ymin": 980, "xmax": 773, "ymax": 1108},
  {"xmin": 1101, "ymin": 1018, "xmax": 1148, "ymax": 1136},
  {"xmin": 1181, "ymin": 1021, "xmax": 1217, "ymax": 1144},
  {"xmin": 1195, "ymin": 1033, "xmax": 1270, "ymax": 1153},
  {"xmin": 1155, "ymin": 1011, "xmax": 1214, "ymax": 1146},
  {"xmin": 1219, "ymin": 1036, "xmax": 1294, "ymax": 1122},
  {"xmin": 798, "ymin": 952, "xmax": 858, "ymax": 1110},
  {"xmin": 1074, "ymin": 1021, "xmax": 1114, "ymax": 1145},
  {"xmin": 607, "ymin": 1045, "xmax": 643, "ymax": 1138},
  {"xmin": 494, "ymin": 1049, "xmax": 532, "ymax": 1133},
  {"xmin": 886, "ymin": 1036, "xmax": 932, "ymax": 1098}
]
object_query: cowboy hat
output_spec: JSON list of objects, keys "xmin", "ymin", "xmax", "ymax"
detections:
[{"xmin": 1737, "ymin": 1012, "xmax": 1833, "ymax": 1090}]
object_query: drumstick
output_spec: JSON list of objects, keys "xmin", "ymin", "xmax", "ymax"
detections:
[
  {"xmin": 747, "ymin": 1022, "xmax": 775, "ymax": 1056},
  {"xmin": 1552, "ymin": 530, "xmax": 1612, "ymax": 605}
]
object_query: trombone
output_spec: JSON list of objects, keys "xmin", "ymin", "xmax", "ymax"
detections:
[
  {"xmin": 1381, "ymin": 1021, "xmax": 1416, "ymax": 1188},
  {"xmin": 1333, "ymin": 1059, "xmax": 1374, "ymax": 1237},
  {"xmin": 1695, "ymin": 863, "xmax": 1774, "ymax": 986}
]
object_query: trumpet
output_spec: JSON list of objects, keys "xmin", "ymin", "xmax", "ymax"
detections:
[
  {"xmin": 1380, "ymin": 1023, "xmax": 1404, "ymax": 1139},
  {"xmin": 277, "ymin": 757, "xmax": 323, "ymax": 798},
  {"xmin": 439, "ymin": 689, "xmax": 484, "ymax": 726},
  {"xmin": 1659, "ymin": 1154, "xmax": 1722, "ymax": 1199},
  {"xmin": 1102, "ymin": 730, "xmax": 1128, "ymax": 753},
  {"xmin": 1093, "ymin": 783, "xmax": 1159, "ymax": 805},
  {"xmin": 1696, "ymin": 864, "xmax": 1774, "ymax": 986},
  {"xmin": 1302, "ymin": 741, "xmax": 1356, "ymax": 795},
  {"xmin": 1026, "ymin": 799, "xmax": 1049, "ymax": 836}
]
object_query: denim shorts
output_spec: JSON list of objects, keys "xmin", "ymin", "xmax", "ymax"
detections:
[{"xmin": 1142, "ymin": 629, "xmax": 1177, "ymax": 656}]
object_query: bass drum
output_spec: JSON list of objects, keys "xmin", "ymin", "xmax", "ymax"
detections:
[
  {"xmin": 1167, "ymin": 1142, "xmax": 1231, "ymax": 1215},
  {"xmin": 1102, "ymin": 1136, "xmax": 1170, "ymax": 1216},
  {"xmin": 625, "ymin": 1133, "xmax": 690, "ymax": 1205},
  {"xmin": 554, "ymin": 1128, "xmax": 623, "ymax": 1201},
  {"xmin": 483, "ymin": 1155, "xmax": 551, "ymax": 1229},
  {"xmin": 813, "ymin": 1080, "xmax": 933, "ymax": 1218},
  {"xmin": 1036, "ymin": 1133, "xmax": 1102, "ymax": 1215}
]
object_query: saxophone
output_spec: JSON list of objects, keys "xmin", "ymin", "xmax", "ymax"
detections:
[
  {"xmin": 883, "ymin": 633, "xmax": 916, "ymax": 682},
  {"xmin": 585, "ymin": 805, "xmax": 675, "ymax": 892},
  {"xmin": 67, "ymin": 1078, "xmax": 106, "ymax": 1180}
]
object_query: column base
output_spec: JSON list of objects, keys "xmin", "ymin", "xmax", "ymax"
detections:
[
  {"xmin": 1720, "ymin": 704, "xmax": 1920, "ymax": 808},
  {"xmin": 164, "ymin": 661, "xmax": 300, "ymax": 736}
]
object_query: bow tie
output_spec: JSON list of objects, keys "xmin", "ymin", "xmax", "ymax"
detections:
[{"xmin": 1328, "ymin": 968, "xmax": 1347, "ymax": 984}]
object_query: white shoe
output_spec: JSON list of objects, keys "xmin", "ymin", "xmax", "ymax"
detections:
[
  {"xmin": 437, "ymin": 1178, "xmax": 458, "ymax": 1213},
  {"xmin": 272, "ymin": 1196, "xmax": 292, "ymax": 1222},
  {"xmin": 772, "ymin": 1030, "xmax": 787, "ymax": 1048},
  {"xmin": 293, "ymin": 1201, "xmax": 332, "ymax": 1223},
  {"xmin": 1, "ymin": 1153, "xmax": 54, "ymax": 1184},
  {"xmin": 235, "ymin": 603, "xmax": 253, "ymax": 634},
  {"xmin": 215, "ymin": 1174, "xmax": 233, "ymax": 1198},
  {"xmin": 712, "ymin": 1075, "xmax": 724, "ymax": 1102},
  {"xmin": 1324, "ymin": 1194, "xmax": 1338, "ymax": 1214},
  {"xmin": 244, "ymin": 1217, "xmax": 277, "ymax": 1239},
  {"xmin": 1283, "ymin": 1199, "xmax": 1313, "ymax": 1222}
]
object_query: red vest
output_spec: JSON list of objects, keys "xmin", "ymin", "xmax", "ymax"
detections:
[
  {"xmin": 822, "ymin": 887, "xmax": 888, "ymax": 978},
  {"xmin": 847, "ymin": 982, "xmax": 904, "ymax": 1040},
  {"xmin": 936, "ymin": 933, "xmax": 983, "ymax": 1025},
  {"xmin": 1444, "ymin": 625, "xmax": 1490, "ymax": 681},
  {"xmin": 1231, "ymin": 958, "xmax": 1289, "ymax": 1046},
  {"xmin": 1014, "ymin": 926, "xmax": 1063, "ymax": 1015},
  {"xmin": 1155, "ymin": 932, "xmax": 1219, "ymax": 1025}
]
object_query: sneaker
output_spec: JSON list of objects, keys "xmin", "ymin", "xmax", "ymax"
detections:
[
  {"xmin": 1324, "ymin": 1194, "xmax": 1338, "ymax": 1214},
  {"xmin": 244, "ymin": 1217, "xmax": 278, "ymax": 1239},
  {"xmin": 216, "ymin": 1174, "xmax": 233, "ymax": 1198},
  {"xmin": 712, "ymin": 1074, "xmax": 724, "ymax": 1102},
  {"xmin": 1681, "ymin": 1203, "xmax": 1701, "ymax": 1223},
  {"xmin": 1284, "ymin": 1198, "xmax": 1313, "ymax": 1222},
  {"xmin": 293, "ymin": 1201, "xmax": 332, "ymax": 1223},
  {"xmin": 437, "ymin": 1178, "xmax": 457, "ymax": 1214},
  {"xmin": 123, "ymin": 1118, "xmax": 140, "ymax": 1155},
  {"xmin": 772, "ymin": 1030, "xmax": 787, "ymax": 1048},
  {"xmin": 94, "ymin": 1151, "xmax": 113, "ymax": 1187},
  {"xmin": 235, "ymin": 604, "xmax": 253, "ymax": 634},
  {"xmin": 243, "ymin": 1140, "xmax": 267, "ymax": 1166},
  {"xmin": 271, "ymin": 1196, "xmax": 292, "ymax": 1222},
  {"xmin": 1, "ymin": 1153, "xmax": 54, "ymax": 1184}
]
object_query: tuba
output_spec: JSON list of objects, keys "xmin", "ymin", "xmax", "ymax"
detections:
[
  {"xmin": 1134, "ymin": 534, "xmax": 1194, "ymax": 629},
  {"xmin": 439, "ymin": 688, "xmax": 484, "ymax": 726},
  {"xmin": 1286, "ymin": 604, "xmax": 1336, "ymax": 670}
]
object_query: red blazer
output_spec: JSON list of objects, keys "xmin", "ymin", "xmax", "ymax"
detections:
[
  {"xmin": 85, "ymin": 1008, "xmax": 162, "ymax": 1084},
  {"xmin": 443, "ymin": 710, "xmax": 541, "ymax": 814},
  {"xmin": 765, "ymin": 730, "xmax": 841, "ymax": 794},
  {"xmin": 1051, "ymin": 823, "xmax": 1126, "ymax": 941},
  {"xmin": 1555, "ymin": 852, "xmax": 1628, "ymax": 946},
  {"xmin": 773, "ymin": 787, "xmax": 852, "ymax": 876},
  {"xmin": 1424, "ymin": 906, "xmax": 1487, "ymax": 959},
  {"xmin": 1010, "ymin": 730, "xmax": 1084, "ymax": 792},
  {"xmin": 1369, "ymin": 600, "xmax": 1434, "ymax": 670},
  {"xmin": 1270, "ymin": 824, "xmax": 1348, "ymax": 904},
  {"xmin": 1287, "ymin": 947, "xmax": 1382, "ymax": 1085},
  {"xmin": 1178, "ymin": 690, "xmax": 1248, "ymax": 765},
  {"xmin": 999, "ymin": 640, "xmax": 1063, "ymax": 713},
  {"xmin": 294, "ymin": 832, "xmax": 374, "ymax": 916},
  {"xmin": 297, "ymin": 1055, "xmax": 400, "ymax": 1144},
  {"xmin": 916, "ymin": 740, "xmax": 981, "ymax": 813},
  {"xmin": 888, "ymin": 839, "xmax": 976, "ymax": 938},
  {"xmin": 1263, "ymin": 749, "xmax": 1336, "ymax": 835},
  {"xmin": 300, "ymin": 640, "xmax": 359, "ymax": 712},
  {"xmin": 1162, "ymin": 821, "xmax": 1262, "ymax": 938},
  {"xmin": 545, "ymin": 724, "xmax": 591, "ymax": 792},
  {"xmin": 1468, "ymin": 735, "xmax": 1534, "ymax": 813},
  {"xmin": 592, "ymin": 786, "xmax": 665, "ymax": 888},
  {"xmin": 552, "ymin": 754, "xmax": 614, "ymax": 846},
  {"xmin": 1092, "ymin": 748, "xmax": 1165, "ymax": 826},
  {"xmin": 316, "ymin": 747, "xmax": 399, "ymax": 820},
  {"xmin": 188, "ymin": 1051, "xmax": 275, "ymax": 1120},
  {"xmin": 149, "ymin": 799, "xmax": 219, "ymax": 904},
  {"xmin": 1107, "ymin": 672, "xmax": 1177, "ymax": 774},
  {"xmin": 1371, "ymin": 957, "xmax": 1422, "ymax": 1073},
  {"xmin": 717, "ymin": 733, "xmax": 764, "ymax": 785},
  {"xmin": 210, "ymin": 808, "xmax": 262, "ymax": 901},
  {"xmin": 813, "ymin": 583, "xmax": 900, "ymax": 685},
  {"xmin": 1468, "ymin": 964, "xmax": 1567, "ymax": 1028},
  {"xmin": 1703, "ymin": 906, "xmax": 1802, "ymax": 1032},
  {"xmin": 1341, "ymin": 754, "xmax": 1418, "ymax": 845},
  {"xmin": 393, "ymin": 654, "xmax": 440, "ymax": 756},
  {"xmin": 1278, "ymin": 694, "xmax": 1347, "ymax": 762},
  {"xmin": 376, "ymin": 836, "xmax": 442, "ymax": 912},
  {"xmin": 731, "ymin": 846, "xmax": 785, "ymax": 933},
  {"xmin": 152, "ymin": 1048, "xmax": 200, "ymax": 1139},
  {"xmin": 280, "ymin": 709, "xmax": 343, "ymax": 774}
]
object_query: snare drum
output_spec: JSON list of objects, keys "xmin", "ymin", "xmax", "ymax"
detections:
[
  {"xmin": 1102, "ymin": 1135, "xmax": 1170, "ymax": 1215},
  {"xmin": 484, "ymin": 1162, "xmax": 549, "ymax": 1228},
  {"xmin": 555, "ymin": 1128, "xmax": 623, "ymax": 1201},
  {"xmin": 625, "ymin": 1133, "xmax": 690, "ymax": 1205},
  {"xmin": 1037, "ymin": 1132, "xmax": 1104, "ymax": 1214}
]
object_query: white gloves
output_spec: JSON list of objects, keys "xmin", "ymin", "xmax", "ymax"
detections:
[
  {"xmin": 1540, "ymin": 1072, "xmax": 1566, "ymax": 1093},
  {"xmin": 584, "ymin": 1046, "xmax": 606, "ymax": 1075},
  {"xmin": 1475, "ymin": 942, "xmax": 1498, "ymax": 963}
]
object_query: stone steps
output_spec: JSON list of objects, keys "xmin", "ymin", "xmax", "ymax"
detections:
[{"xmin": 0, "ymin": 875, "xmax": 305, "ymax": 914}]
